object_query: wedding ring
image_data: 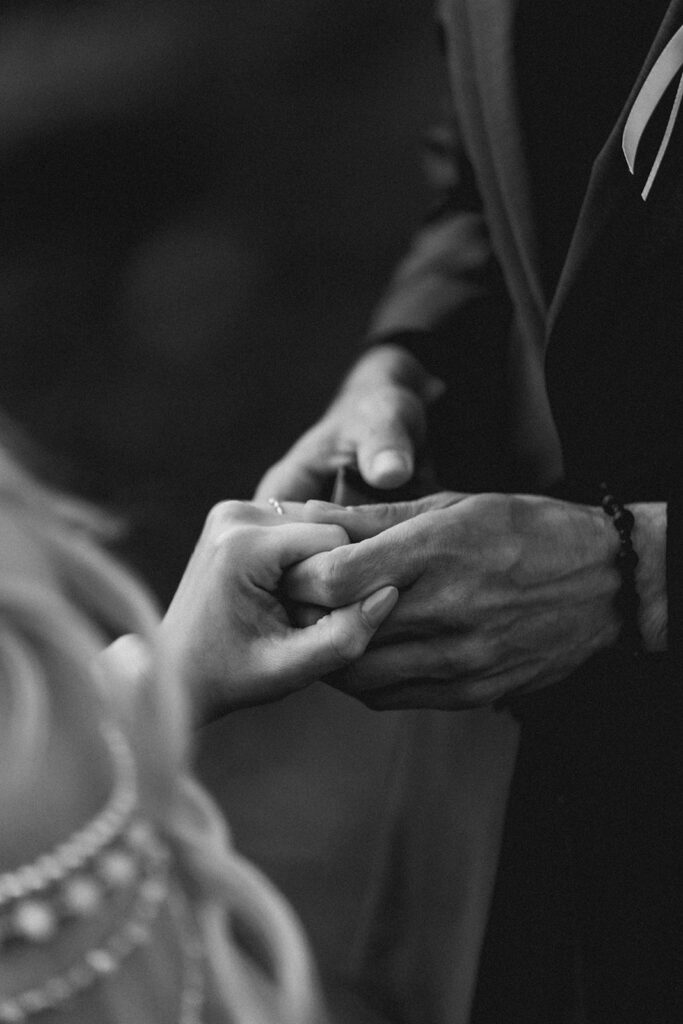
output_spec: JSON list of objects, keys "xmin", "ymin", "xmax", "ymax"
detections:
[{"xmin": 268, "ymin": 497, "xmax": 285, "ymax": 516}]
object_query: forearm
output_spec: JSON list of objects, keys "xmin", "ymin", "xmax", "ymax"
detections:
[{"xmin": 99, "ymin": 632, "xmax": 213, "ymax": 730}]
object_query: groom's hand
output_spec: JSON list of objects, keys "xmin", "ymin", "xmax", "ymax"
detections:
[
  {"xmin": 253, "ymin": 344, "xmax": 444, "ymax": 502},
  {"xmin": 285, "ymin": 492, "xmax": 622, "ymax": 709}
]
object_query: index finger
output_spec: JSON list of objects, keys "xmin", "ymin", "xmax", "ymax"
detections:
[
  {"xmin": 301, "ymin": 491, "xmax": 468, "ymax": 541},
  {"xmin": 262, "ymin": 522, "xmax": 350, "ymax": 572},
  {"xmin": 303, "ymin": 498, "xmax": 425, "ymax": 540}
]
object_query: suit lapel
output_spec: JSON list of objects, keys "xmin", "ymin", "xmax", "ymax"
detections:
[
  {"xmin": 464, "ymin": 0, "xmax": 546, "ymax": 331},
  {"xmin": 548, "ymin": 0, "xmax": 683, "ymax": 335}
]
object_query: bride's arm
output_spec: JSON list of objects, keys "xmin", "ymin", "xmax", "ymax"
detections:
[
  {"xmin": 0, "ymin": 501, "xmax": 185, "ymax": 1024},
  {"xmin": 103, "ymin": 500, "xmax": 397, "ymax": 727},
  {"xmin": 0, "ymin": 615, "xmax": 180, "ymax": 1024}
]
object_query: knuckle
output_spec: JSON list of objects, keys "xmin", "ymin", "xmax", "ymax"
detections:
[
  {"xmin": 442, "ymin": 635, "xmax": 492, "ymax": 678},
  {"xmin": 205, "ymin": 499, "xmax": 250, "ymax": 533},
  {"xmin": 457, "ymin": 670, "xmax": 507, "ymax": 708},
  {"xmin": 204, "ymin": 501, "xmax": 258, "ymax": 560},
  {"xmin": 314, "ymin": 551, "xmax": 348, "ymax": 604},
  {"xmin": 461, "ymin": 638, "xmax": 492, "ymax": 674},
  {"xmin": 443, "ymin": 580, "xmax": 480, "ymax": 631},
  {"xmin": 326, "ymin": 524, "xmax": 350, "ymax": 548}
]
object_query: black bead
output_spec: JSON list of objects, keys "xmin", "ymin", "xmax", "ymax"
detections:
[
  {"xmin": 602, "ymin": 495, "xmax": 619, "ymax": 515},
  {"xmin": 616, "ymin": 547, "xmax": 639, "ymax": 571},
  {"xmin": 614, "ymin": 508, "xmax": 635, "ymax": 532},
  {"xmin": 600, "ymin": 483, "xmax": 643, "ymax": 654}
]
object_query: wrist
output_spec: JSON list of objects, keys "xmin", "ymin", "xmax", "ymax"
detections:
[
  {"xmin": 630, "ymin": 502, "xmax": 667, "ymax": 652},
  {"xmin": 153, "ymin": 623, "xmax": 238, "ymax": 728},
  {"xmin": 99, "ymin": 634, "xmax": 152, "ymax": 707}
]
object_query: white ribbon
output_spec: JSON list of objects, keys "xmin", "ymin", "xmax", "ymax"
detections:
[{"xmin": 622, "ymin": 23, "xmax": 683, "ymax": 199}]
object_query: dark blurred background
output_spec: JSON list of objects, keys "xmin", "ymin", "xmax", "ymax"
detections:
[
  {"xmin": 1, "ymin": 0, "xmax": 439, "ymax": 600},
  {"xmin": 1, "ymin": 0, "xmax": 440, "ymax": 1009}
]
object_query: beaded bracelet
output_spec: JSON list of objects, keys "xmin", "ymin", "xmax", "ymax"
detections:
[{"xmin": 600, "ymin": 483, "xmax": 643, "ymax": 655}]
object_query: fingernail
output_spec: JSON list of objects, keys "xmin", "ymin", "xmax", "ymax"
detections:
[
  {"xmin": 369, "ymin": 450, "xmax": 412, "ymax": 486},
  {"xmin": 361, "ymin": 585, "xmax": 398, "ymax": 627}
]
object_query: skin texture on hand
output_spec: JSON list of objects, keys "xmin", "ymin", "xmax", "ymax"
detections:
[
  {"xmin": 631, "ymin": 501, "xmax": 667, "ymax": 651},
  {"xmin": 156, "ymin": 501, "xmax": 398, "ymax": 723},
  {"xmin": 253, "ymin": 344, "xmax": 444, "ymax": 502},
  {"xmin": 283, "ymin": 492, "xmax": 630, "ymax": 709}
]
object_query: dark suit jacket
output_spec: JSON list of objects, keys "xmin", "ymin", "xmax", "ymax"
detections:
[
  {"xmin": 355, "ymin": 3, "xmax": 683, "ymax": 1021},
  {"xmin": 369, "ymin": 0, "xmax": 683, "ymax": 659}
]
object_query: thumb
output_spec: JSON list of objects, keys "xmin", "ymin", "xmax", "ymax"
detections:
[
  {"xmin": 358, "ymin": 444, "xmax": 415, "ymax": 490},
  {"xmin": 354, "ymin": 389, "xmax": 426, "ymax": 489},
  {"xmin": 352, "ymin": 362, "xmax": 447, "ymax": 489},
  {"xmin": 275, "ymin": 585, "xmax": 399, "ymax": 683}
]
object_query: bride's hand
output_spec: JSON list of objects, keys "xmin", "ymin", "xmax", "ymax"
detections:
[{"xmin": 157, "ymin": 500, "xmax": 397, "ymax": 722}]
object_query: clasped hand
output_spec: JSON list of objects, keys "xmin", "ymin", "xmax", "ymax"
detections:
[
  {"xmin": 157, "ymin": 501, "xmax": 399, "ymax": 722},
  {"xmin": 284, "ymin": 491, "xmax": 622, "ymax": 709},
  {"xmin": 154, "ymin": 490, "xmax": 623, "ymax": 723}
]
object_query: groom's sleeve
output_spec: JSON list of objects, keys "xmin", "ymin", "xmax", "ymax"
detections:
[
  {"xmin": 367, "ymin": 119, "xmax": 508, "ymax": 348},
  {"xmin": 361, "ymin": 23, "xmax": 513, "ymax": 490},
  {"xmin": 365, "ymin": 20, "xmax": 510, "ymax": 350}
]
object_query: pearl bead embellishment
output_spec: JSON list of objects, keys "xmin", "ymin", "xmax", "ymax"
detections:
[
  {"xmin": 11, "ymin": 901, "xmax": 56, "ymax": 943},
  {"xmin": 62, "ymin": 875, "xmax": 103, "ymax": 917}
]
